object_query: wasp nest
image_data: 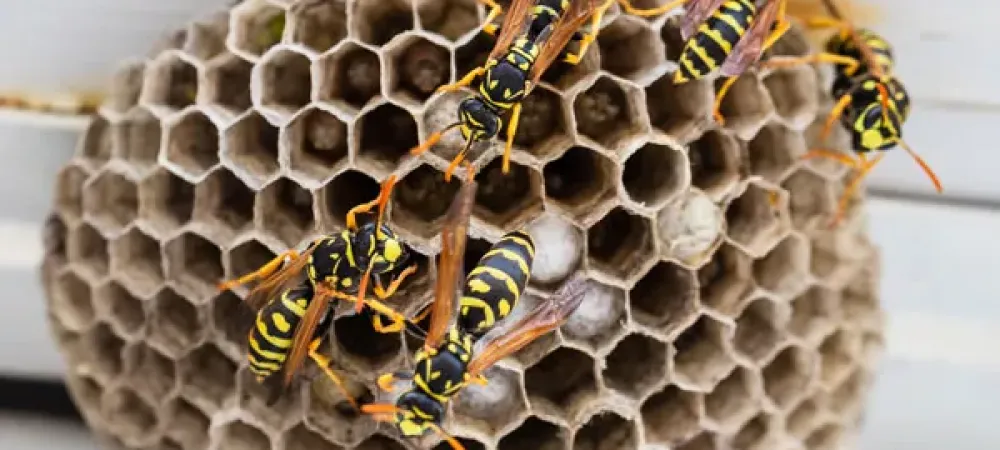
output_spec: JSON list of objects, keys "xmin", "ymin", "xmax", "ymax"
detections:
[{"xmin": 41, "ymin": 1, "xmax": 884, "ymax": 449}]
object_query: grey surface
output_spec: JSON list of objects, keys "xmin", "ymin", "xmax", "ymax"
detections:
[{"xmin": 0, "ymin": 123, "xmax": 76, "ymax": 222}]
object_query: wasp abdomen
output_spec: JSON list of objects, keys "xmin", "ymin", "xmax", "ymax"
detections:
[
  {"xmin": 677, "ymin": 0, "xmax": 756, "ymax": 81},
  {"xmin": 247, "ymin": 285, "xmax": 325, "ymax": 379},
  {"xmin": 458, "ymin": 230, "xmax": 536, "ymax": 335}
]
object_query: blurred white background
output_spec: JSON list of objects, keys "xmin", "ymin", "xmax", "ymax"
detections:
[{"xmin": 1, "ymin": 1, "xmax": 997, "ymax": 449}]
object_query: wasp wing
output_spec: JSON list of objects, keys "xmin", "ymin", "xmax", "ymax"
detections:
[
  {"xmin": 244, "ymin": 245, "xmax": 318, "ymax": 312},
  {"xmin": 719, "ymin": 0, "xmax": 781, "ymax": 76},
  {"xmin": 487, "ymin": 0, "xmax": 538, "ymax": 61},
  {"xmin": 466, "ymin": 276, "xmax": 589, "ymax": 377},
  {"xmin": 423, "ymin": 176, "xmax": 478, "ymax": 349},
  {"xmin": 529, "ymin": 0, "xmax": 600, "ymax": 85},
  {"xmin": 277, "ymin": 285, "xmax": 333, "ymax": 391},
  {"xmin": 680, "ymin": 0, "xmax": 726, "ymax": 41}
]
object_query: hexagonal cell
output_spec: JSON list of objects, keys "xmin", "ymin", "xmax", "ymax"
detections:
[
  {"xmin": 512, "ymin": 85, "xmax": 571, "ymax": 159},
  {"xmin": 356, "ymin": 434, "xmax": 407, "ymax": 450},
  {"xmin": 748, "ymin": 123, "xmax": 806, "ymax": 182},
  {"xmin": 416, "ymin": 0, "xmax": 478, "ymax": 41},
  {"xmin": 80, "ymin": 323, "xmax": 124, "ymax": 381},
  {"xmin": 285, "ymin": 107, "xmax": 348, "ymax": 182},
  {"xmin": 786, "ymin": 396, "xmax": 822, "ymax": 439},
  {"xmin": 165, "ymin": 398, "xmax": 210, "ymax": 448},
  {"xmin": 630, "ymin": 261, "xmax": 698, "ymax": 335},
  {"xmin": 237, "ymin": 368, "xmax": 301, "ymax": 430},
  {"xmin": 734, "ymin": 297, "xmax": 784, "ymax": 364},
  {"xmin": 598, "ymin": 16, "xmax": 665, "ymax": 81},
  {"xmin": 226, "ymin": 240, "xmax": 278, "ymax": 283},
  {"xmin": 573, "ymin": 411, "xmax": 638, "ymax": 450},
  {"xmin": 499, "ymin": 416, "xmax": 568, "ymax": 450},
  {"xmin": 193, "ymin": 168, "xmax": 255, "ymax": 236},
  {"xmin": 602, "ymin": 333, "xmax": 668, "ymax": 399},
  {"xmin": 543, "ymin": 146, "xmax": 615, "ymax": 219},
  {"xmin": 110, "ymin": 228, "xmax": 165, "ymax": 297},
  {"xmin": 320, "ymin": 169, "xmax": 381, "ymax": 227},
  {"xmin": 51, "ymin": 271, "xmax": 95, "ymax": 331},
  {"xmin": 141, "ymin": 53, "xmax": 199, "ymax": 112},
  {"xmin": 102, "ymin": 387, "xmax": 158, "ymax": 440},
  {"xmin": 621, "ymin": 141, "xmax": 688, "ymax": 210},
  {"xmin": 113, "ymin": 108, "xmax": 162, "ymax": 174},
  {"xmin": 762, "ymin": 346, "xmax": 816, "ymax": 410},
  {"xmin": 203, "ymin": 54, "xmax": 253, "ymax": 116},
  {"xmin": 818, "ymin": 329, "xmax": 858, "ymax": 387},
  {"xmin": 645, "ymin": 73, "xmax": 711, "ymax": 142},
  {"xmin": 586, "ymin": 207, "xmax": 654, "ymax": 281},
  {"xmin": 715, "ymin": 75, "xmax": 774, "ymax": 138},
  {"xmin": 94, "ymin": 282, "xmax": 146, "ymax": 337},
  {"xmin": 107, "ymin": 63, "xmax": 145, "ymax": 113},
  {"xmin": 215, "ymin": 420, "xmax": 271, "ymax": 450},
  {"xmin": 303, "ymin": 380, "xmax": 377, "ymax": 448},
  {"xmin": 316, "ymin": 42, "xmax": 382, "ymax": 111},
  {"xmin": 697, "ymin": 244, "xmax": 753, "ymax": 315},
  {"xmin": 43, "ymin": 215, "xmax": 69, "ymax": 266},
  {"xmin": 350, "ymin": 0, "xmax": 414, "ymax": 46},
  {"xmin": 68, "ymin": 223, "xmax": 109, "ymax": 280},
  {"xmin": 455, "ymin": 31, "xmax": 492, "ymax": 80},
  {"xmin": 83, "ymin": 170, "xmax": 138, "ymax": 234},
  {"xmin": 474, "ymin": 157, "xmax": 544, "ymax": 228},
  {"xmin": 641, "ymin": 385, "xmax": 703, "ymax": 445},
  {"xmin": 257, "ymin": 49, "xmax": 312, "ymax": 118},
  {"xmin": 688, "ymin": 130, "xmax": 740, "ymax": 196},
  {"xmin": 357, "ymin": 103, "xmax": 419, "ymax": 172},
  {"xmin": 672, "ymin": 316, "xmax": 735, "ymax": 390},
  {"xmin": 139, "ymin": 169, "xmax": 195, "ymax": 234},
  {"xmin": 574, "ymin": 76, "xmax": 645, "ymax": 152},
  {"xmin": 753, "ymin": 234, "xmax": 810, "ymax": 297},
  {"xmin": 675, "ymin": 432, "xmax": 720, "ymax": 450},
  {"xmin": 731, "ymin": 413, "xmax": 780, "ymax": 450},
  {"xmin": 724, "ymin": 182, "xmax": 789, "ymax": 257},
  {"xmin": 333, "ymin": 313, "xmax": 402, "ymax": 371},
  {"xmin": 284, "ymin": 423, "xmax": 344, "ymax": 450},
  {"xmin": 183, "ymin": 13, "xmax": 229, "ymax": 61},
  {"xmin": 256, "ymin": 177, "xmax": 315, "ymax": 246},
  {"xmin": 828, "ymin": 369, "xmax": 866, "ymax": 415},
  {"xmin": 149, "ymin": 288, "xmax": 204, "ymax": 357},
  {"xmin": 180, "ymin": 344, "xmax": 237, "ymax": 412},
  {"xmin": 432, "ymin": 437, "xmax": 486, "ymax": 450},
  {"xmin": 561, "ymin": 281, "xmax": 626, "ymax": 351},
  {"xmin": 783, "ymin": 169, "xmax": 837, "ymax": 230},
  {"xmin": 805, "ymin": 423, "xmax": 843, "ymax": 450},
  {"xmin": 223, "ymin": 111, "xmax": 280, "ymax": 184},
  {"xmin": 842, "ymin": 267, "xmax": 880, "ymax": 325},
  {"xmin": 228, "ymin": 1, "xmax": 286, "ymax": 58},
  {"xmin": 525, "ymin": 347, "xmax": 599, "ymax": 416},
  {"xmin": 79, "ymin": 117, "xmax": 114, "ymax": 170},
  {"xmin": 386, "ymin": 35, "xmax": 451, "ymax": 106},
  {"xmin": 210, "ymin": 289, "xmax": 254, "ymax": 351},
  {"xmin": 391, "ymin": 165, "xmax": 462, "ymax": 237},
  {"xmin": 703, "ymin": 367, "xmax": 757, "ymax": 431},
  {"xmin": 453, "ymin": 366, "xmax": 528, "ymax": 436},
  {"xmin": 289, "ymin": 0, "xmax": 348, "ymax": 53},
  {"xmin": 764, "ymin": 67, "xmax": 819, "ymax": 128},
  {"xmin": 55, "ymin": 165, "xmax": 88, "ymax": 222},
  {"xmin": 164, "ymin": 110, "xmax": 221, "ymax": 178},
  {"xmin": 125, "ymin": 343, "xmax": 177, "ymax": 403}
]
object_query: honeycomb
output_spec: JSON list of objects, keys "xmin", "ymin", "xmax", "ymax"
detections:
[{"xmin": 41, "ymin": 1, "xmax": 885, "ymax": 449}]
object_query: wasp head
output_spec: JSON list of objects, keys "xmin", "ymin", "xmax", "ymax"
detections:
[
  {"xmin": 353, "ymin": 222, "xmax": 408, "ymax": 274},
  {"xmin": 394, "ymin": 390, "xmax": 445, "ymax": 437},
  {"xmin": 457, "ymin": 97, "xmax": 501, "ymax": 143}
]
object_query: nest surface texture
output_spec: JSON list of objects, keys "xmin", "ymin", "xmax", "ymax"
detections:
[{"xmin": 41, "ymin": 1, "xmax": 884, "ymax": 449}]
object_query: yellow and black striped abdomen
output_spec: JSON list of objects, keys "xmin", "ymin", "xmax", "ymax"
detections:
[
  {"xmin": 458, "ymin": 230, "xmax": 535, "ymax": 335},
  {"xmin": 676, "ymin": 0, "xmax": 756, "ymax": 81},
  {"xmin": 826, "ymin": 29, "xmax": 895, "ymax": 78},
  {"xmin": 246, "ymin": 284, "xmax": 316, "ymax": 379}
]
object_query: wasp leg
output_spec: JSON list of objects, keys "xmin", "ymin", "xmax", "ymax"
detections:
[
  {"xmin": 617, "ymin": 0, "xmax": 687, "ymax": 17},
  {"xmin": 501, "ymin": 102, "xmax": 523, "ymax": 174},
  {"xmin": 762, "ymin": 52, "xmax": 860, "ymax": 75},
  {"xmin": 438, "ymin": 66, "xmax": 487, "ymax": 94},
  {"xmin": 308, "ymin": 339, "xmax": 359, "ymax": 411},
  {"xmin": 819, "ymin": 94, "xmax": 853, "ymax": 141},
  {"xmin": 712, "ymin": 76, "xmax": 739, "ymax": 125},
  {"xmin": 345, "ymin": 199, "xmax": 379, "ymax": 231},
  {"xmin": 828, "ymin": 152, "xmax": 884, "ymax": 227},
  {"xmin": 373, "ymin": 265, "xmax": 418, "ymax": 300},
  {"xmin": 477, "ymin": 0, "xmax": 503, "ymax": 36},
  {"xmin": 564, "ymin": 0, "xmax": 615, "ymax": 64},
  {"xmin": 760, "ymin": 0, "xmax": 791, "ymax": 53},
  {"xmin": 377, "ymin": 371, "xmax": 413, "ymax": 392},
  {"xmin": 217, "ymin": 250, "xmax": 299, "ymax": 291}
]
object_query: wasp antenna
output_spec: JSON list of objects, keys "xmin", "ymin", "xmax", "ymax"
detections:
[
  {"xmin": 375, "ymin": 175, "xmax": 398, "ymax": 234},
  {"xmin": 898, "ymin": 140, "xmax": 943, "ymax": 193}
]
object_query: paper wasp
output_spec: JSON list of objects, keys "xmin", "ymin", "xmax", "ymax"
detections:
[
  {"xmin": 760, "ymin": 0, "xmax": 942, "ymax": 225},
  {"xmin": 359, "ymin": 174, "xmax": 585, "ymax": 448},
  {"xmin": 409, "ymin": 0, "xmax": 672, "ymax": 181},
  {"xmin": 216, "ymin": 176, "xmax": 418, "ymax": 405}
]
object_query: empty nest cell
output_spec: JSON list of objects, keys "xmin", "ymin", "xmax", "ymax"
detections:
[
  {"xmin": 237, "ymin": 368, "xmax": 302, "ymax": 430},
  {"xmin": 125, "ymin": 343, "xmax": 177, "ymax": 403},
  {"xmin": 183, "ymin": 13, "xmax": 229, "ymax": 61},
  {"xmin": 102, "ymin": 387, "xmax": 159, "ymax": 441},
  {"xmin": 316, "ymin": 42, "xmax": 382, "ymax": 111},
  {"xmin": 257, "ymin": 177, "xmax": 315, "ymax": 246},
  {"xmin": 107, "ymin": 62, "xmax": 145, "ymax": 113},
  {"xmin": 391, "ymin": 165, "xmax": 462, "ymax": 236},
  {"xmin": 225, "ymin": 240, "xmax": 277, "ymax": 284},
  {"xmin": 574, "ymin": 76, "xmax": 645, "ymax": 152},
  {"xmin": 229, "ymin": 1, "xmax": 287, "ymax": 58},
  {"xmin": 818, "ymin": 329, "xmax": 859, "ymax": 387},
  {"xmin": 586, "ymin": 207, "xmax": 654, "ymax": 282},
  {"xmin": 56, "ymin": 164, "xmax": 89, "ymax": 222},
  {"xmin": 416, "ymin": 0, "xmax": 479, "ymax": 41},
  {"xmin": 543, "ymin": 146, "xmax": 615, "ymax": 219},
  {"xmin": 285, "ymin": 107, "xmax": 348, "ymax": 181},
  {"xmin": 68, "ymin": 222, "xmax": 109, "ymax": 280},
  {"xmin": 180, "ymin": 344, "xmax": 237, "ymax": 412},
  {"xmin": 204, "ymin": 54, "xmax": 254, "ymax": 115},
  {"xmin": 762, "ymin": 345, "xmax": 816, "ymax": 410},
  {"xmin": 386, "ymin": 34, "xmax": 451, "ymax": 106},
  {"xmin": 602, "ymin": 333, "xmax": 668, "ymax": 399},
  {"xmin": 164, "ymin": 232, "xmax": 224, "ymax": 297},
  {"xmin": 753, "ymin": 234, "xmax": 811, "ymax": 297},
  {"xmin": 748, "ymin": 123, "xmax": 807, "ymax": 182},
  {"xmin": 764, "ymin": 66, "xmax": 819, "ymax": 127},
  {"xmin": 350, "ymin": 0, "xmax": 415, "ymax": 46},
  {"xmin": 357, "ymin": 103, "xmax": 419, "ymax": 170},
  {"xmin": 703, "ymin": 367, "xmax": 757, "ymax": 430},
  {"xmin": 597, "ymin": 16, "xmax": 665, "ymax": 81},
  {"xmin": 724, "ymin": 182, "xmax": 789, "ymax": 257},
  {"xmin": 258, "ymin": 48, "xmax": 313, "ymax": 117},
  {"xmin": 81, "ymin": 323, "xmax": 125, "ymax": 382},
  {"xmin": 289, "ymin": 0, "xmax": 348, "ymax": 53},
  {"xmin": 164, "ymin": 110, "xmax": 221, "ymax": 178},
  {"xmin": 223, "ymin": 111, "xmax": 280, "ymax": 183},
  {"xmin": 734, "ymin": 297, "xmax": 785, "ymax": 365},
  {"xmin": 321, "ymin": 169, "xmax": 380, "ymax": 227},
  {"xmin": 640, "ymin": 385, "xmax": 703, "ymax": 446},
  {"xmin": 51, "ymin": 271, "xmax": 96, "ymax": 332},
  {"xmin": 194, "ymin": 167, "xmax": 255, "ymax": 235},
  {"xmin": 731, "ymin": 413, "xmax": 779, "ymax": 450},
  {"xmin": 148, "ymin": 287, "xmax": 204, "ymax": 357},
  {"xmin": 473, "ymin": 157, "xmax": 543, "ymax": 228},
  {"xmin": 210, "ymin": 289, "xmax": 254, "ymax": 351},
  {"xmin": 645, "ymin": 73, "xmax": 711, "ymax": 142},
  {"xmin": 83, "ymin": 170, "xmax": 138, "ymax": 234},
  {"xmin": 524, "ymin": 347, "xmax": 599, "ymax": 417},
  {"xmin": 79, "ymin": 117, "xmax": 113, "ymax": 168},
  {"xmin": 513, "ymin": 85, "xmax": 570, "ymax": 159},
  {"xmin": 629, "ymin": 261, "xmax": 698, "ymax": 335},
  {"xmin": 113, "ymin": 108, "xmax": 162, "ymax": 173},
  {"xmin": 333, "ymin": 312, "xmax": 403, "ymax": 371},
  {"xmin": 94, "ymin": 282, "xmax": 145, "ymax": 337},
  {"xmin": 573, "ymin": 411, "xmax": 638, "ymax": 450},
  {"xmin": 672, "ymin": 316, "xmax": 735, "ymax": 391},
  {"xmin": 139, "ymin": 169, "xmax": 195, "ymax": 234},
  {"xmin": 141, "ymin": 53, "xmax": 199, "ymax": 112},
  {"xmin": 498, "ymin": 416, "xmax": 568, "ymax": 450},
  {"xmin": 714, "ymin": 75, "xmax": 774, "ymax": 137},
  {"xmin": 621, "ymin": 141, "xmax": 688, "ymax": 210},
  {"xmin": 216, "ymin": 419, "xmax": 271, "ymax": 450},
  {"xmin": 688, "ymin": 130, "xmax": 741, "ymax": 196},
  {"xmin": 697, "ymin": 244, "xmax": 753, "ymax": 315},
  {"xmin": 110, "ymin": 228, "xmax": 165, "ymax": 297},
  {"xmin": 166, "ymin": 398, "xmax": 210, "ymax": 448}
]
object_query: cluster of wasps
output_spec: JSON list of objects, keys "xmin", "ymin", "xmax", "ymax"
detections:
[{"xmin": 214, "ymin": 0, "xmax": 943, "ymax": 448}]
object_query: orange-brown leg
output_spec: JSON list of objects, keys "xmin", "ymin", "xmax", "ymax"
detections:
[
  {"xmin": 308, "ymin": 339, "xmax": 359, "ymax": 411},
  {"xmin": 819, "ymin": 94, "xmax": 853, "ymax": 142},
  {"xmin": 828, "ymin": 152, "xmax": 883, "ymax": 227},
  {"xmin": 217, "ymin": 250, "xmax": 299, "ymax": 291}
]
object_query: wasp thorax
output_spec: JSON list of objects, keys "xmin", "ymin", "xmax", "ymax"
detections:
[{"xmin": 458, "ymin": 97, "xmax": 501, "ymax": 141}]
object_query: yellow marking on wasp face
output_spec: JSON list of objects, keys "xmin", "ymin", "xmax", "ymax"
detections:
[
  {"xmin": 271, "ymin": 313, "xmax": 291, "ymax": 333},
  {"xmin": 860, "ymin": 129, "xmax": 885, "ymax": 149},
  {"xmin": 248, "ymin": 336, "xmax": 287, "ymax": 361},
  {"xmin": 341, "ymin": 278, "xmax": 352, "ymax": 287},
  {"xmin": 330, "ymin": 253, "xmax": 340, "ymax": 260},
  {"xmin": 257, "ymin": 321, "xmax": 292, "ymax": 347},
  {"xmin": 399, "ymin": 420, "xmax": 426, "ymax": 436},
  {"xmin": 485, "ymin": 248, "xmax": 531, "ymax": 276},
  {"xmin": 280, "ymin": 296, "xmax": 307, "ymax": 316},
  {"xmin": 343, "ymin": 234, "xmax": 357, "ymax": 267},
  {"xmin": 489, "ymin": 79, "xmax": 499, "ymax": 89},
  {"xmin": 384, "ymin": 239, "xmax": 402, "ymax": 262}
]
